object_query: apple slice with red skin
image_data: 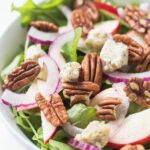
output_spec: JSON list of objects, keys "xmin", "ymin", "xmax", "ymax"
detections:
[
  {"xmin": 108, "ymin": 108, "xmax": 150, "ymax": 149},
  {"xmin": 94, "ymin": 20, "xmax": 120, "ymax": 35},
  {"xmin": 95, "ymin": 1, "xmax": 119, "ymax": 16},
  {"xmin": 41, "ymin": 112, "xmax": 59, "ymax": 144}
]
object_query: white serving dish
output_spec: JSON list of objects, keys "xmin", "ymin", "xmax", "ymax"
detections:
[
  {"xmin": 0, "ymin": 17, "xmax": 39, "ymax": 150},
  {"xmin": 0, "ymin": 0, "xmax": 149, "ymax": 149}
]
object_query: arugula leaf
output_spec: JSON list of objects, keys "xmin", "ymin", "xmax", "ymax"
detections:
[
  {"xmin": 49, "ymin": 140, "xmax": 76, "ymax": 150},
  {"xmin": 1, "ymin": 53, "xmax": 24, "ymax": 81},
  {"xmin": 12, "ymin": 0, "xmax": 67, "ymax": 26},
  {"xmin": 62, "ymin": 28, "xmax": 82, "ymax": 62},
  {"xmin": 68, "ymin": 104, "xmax": 99, "ymax": 128}
]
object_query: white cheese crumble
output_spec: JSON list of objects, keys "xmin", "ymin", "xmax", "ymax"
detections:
[
  {"xmin": 75, "ymin": 121, "xmax": 110, "ymax": 148},
  {"xmin": 100, "ymin": 39, "xmax": 128, "ymax": 72},
  {"xmin": 60, "ymin": 62, "xmax": 81, "ymax": 82},
  {"xmin": 85, "ymin": 28, "xmax": 108, "ymax": 51},
  {"xmin": 25, "ymin": 44, "xmax": 45, "ymax": 60}
]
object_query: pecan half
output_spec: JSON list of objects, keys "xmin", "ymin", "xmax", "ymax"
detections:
[
  {"xmin": 124, "ymin": 6, "xmax": 148, "ymax": 33},
  {"xmin": 62, "ymin": 81, "xmax": 100, "ymax": 106},
  {"xmin": 145, "ymin": 29, "xmax": 150, "ymax": 45},
  {"xmin": 135, "ymin": 46, "xmax": 150, "ymax": 72},
  {"xmin": 3, "ymin": 60, "xmax": 40, "ymax": 91},
  {"xmin": 71, "ymin": 8, "xmax": 93, "ymax": 37},
  {"xmin": 82, "ymin": 1, "xmax": 99, "ymax": 22},
  {"xmin": 31, "ymin": 21, "xmax": 58, "ymax": 32},
  {"xmin": 124, "ymin": 77, "xmax": 150, "ymax": 108},
  {"xmin": 81, "ymin": 52, "xmax": 103, "ymax": 89},
  {"xmin": 35, "ymin": 93, "xmax": 68, "ymax": 127},
  {"xmin": 120, "ymin": 144, "xmax": 145, "ymax": 150},
  {"xmin": 73, "ymin": 0, "xmax": 86, "ymax": 8},
  {"xmin": 96, "ymin": 97, "xmax": 121, "ymax": 121},
  {"xmin": 113, "ymin": 34, "xmax": 144, "ymax": 62}
]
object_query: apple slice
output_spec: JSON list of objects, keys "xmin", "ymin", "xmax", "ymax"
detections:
[
  {"xmin": 95, "ymin": 2, "xmax": 118, "ymax": 16},
  {"xmin": 41, "ymin": 112, "xmax": 59, "ymax": 144},
  {"xmin": 108, "ymin": 108, "xmax": 150, "ymax": 148},
  {"xmin": 95, "ymin": 20, "xmax": 120, "ymax": 35}
]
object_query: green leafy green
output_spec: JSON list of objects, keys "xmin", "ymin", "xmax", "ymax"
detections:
[
  {"xmin": 68, "ymin": 104, "xmax": 99, "ymax": 128},
  {"xmin": 53, "ymin": 130, "xmax": 70, "ymax": 142},
  {"xmin": 127, "ymin": 102, "xmax": 145, "ymax": 115},
  {"xmin": 49, "ymin": 140, "xmax": 76, "ymax": 150},
  {"xmin": 1, "ymin": 53, "xmax": 24, "ymax": 80},
  {"xmin": 62, "ymin": 28, "xmax": 82, "ymax": 62},
  {"xmin": 12, "ymin": 0, "xmax": 67, "ymax": 26}
]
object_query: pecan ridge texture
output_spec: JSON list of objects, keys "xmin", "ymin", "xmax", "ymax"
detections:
[
  {"xmin": 3, "ymin": 60, "xmax": 41, "ymax": 91},
  {"xmin": 31, "ymin": 21, "xmax": 59, "ymax": 32},
  {"xmin": 124, "ymin": 77, "xmax": 150, "ymax": 108},
  {"xmin": 35, "ymin": 92, "xmax": 68, "ymax": 127}
]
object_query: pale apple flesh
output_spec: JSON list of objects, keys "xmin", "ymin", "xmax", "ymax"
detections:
[{"xmin": 108, "ymin": 109, "xmax": 150, "ymax": 148}]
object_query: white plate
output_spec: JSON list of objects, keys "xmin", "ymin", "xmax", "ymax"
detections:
[{"xmin": 0, "ymin": 1, "xmax": 149, "ymax": 150}]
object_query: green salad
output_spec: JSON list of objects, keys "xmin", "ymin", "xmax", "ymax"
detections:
[{"xmin": 1, "ymin": 0, "xmax": 150, "ymax": 150}]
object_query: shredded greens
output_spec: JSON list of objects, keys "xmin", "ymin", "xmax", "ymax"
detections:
[
  {"xmin": 12, "ymin": 0, "xmax": 68, "ymax": 26},
  {"xmin": 0, "ymin": 53, "xmax": 24, "ymax": 81}
]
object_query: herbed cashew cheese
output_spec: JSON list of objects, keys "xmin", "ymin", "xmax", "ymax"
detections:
[
  {"xmin": 75, "ymin": 121, "xmax": 110, "ymax": 148},
  {"xmin": 100, "ymin": 39, "xmax": 128, "ymax": 72},
  {"xmin": 85, "ymin": 28, "xmax": 108, "ymax": 51},
  {"xmin": 60, "ymin": 62, "xmax": 81, "ymax": 82}
]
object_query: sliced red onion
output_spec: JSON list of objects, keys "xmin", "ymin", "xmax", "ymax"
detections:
[
  {"xmin": 41, "ymin": 112, "xmax": 59, "ymax": 144},
  {"xmin": 16, "ymin": 103, "xmax": 38, "ymax": 112},
  {"xmin": 48, "ymin": 30, "xmax": 75, "ymax": 70},
  {"xmin": 63, "ymin": 122, "xmax": 83, "ymax": 137},
  {"xmin": 59, "ymin": 5, "xmax": 73, "ymax": 34},
  {"xmin": 28, "ymin": 27, "xmax": 59, "ymax": 46},
  {"xmin": 68, "ymin": 138, "xmax": 101, "ymax": 150},
  {"xmin": 1, "ymin": 82, "xmax": 38, "ymax": 107},
  {"xmin": 37, "ymin": 55, "xmax": 61, "ymax": 96},
  {"xmin": 105, "ymin": 71, "xmax": 150, "ymax": 83}
]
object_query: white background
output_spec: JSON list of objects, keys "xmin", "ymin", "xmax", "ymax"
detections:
[{"xmin": 0, "ymin": 0, "xmax": 29, "ymax": 150}]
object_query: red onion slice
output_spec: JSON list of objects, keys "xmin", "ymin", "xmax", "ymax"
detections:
[
  {"xmin": 28, "ymin": 27, "xmax": 59, "ymax": 46},
  {"xmin": 68, "ymin": 138, "xmax": 101, "ymax": 150},
  {"xmin": 48, "ymin": 30, "xmax": 75, "ymax": 70},
  {"xmin": 63, "ymin": 122, "xmax": 83, "ymax": 137},
  {"xmin": 1, "ymin": 82, "xmax": 38, "ymax": 107},
  {"xmin": 105, "ymin": 71, "xmax": 150, "ymax": 83}
]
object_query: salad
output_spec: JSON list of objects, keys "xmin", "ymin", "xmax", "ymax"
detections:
[{"xmin": 0, "ymin": 0, "xmax": 150, "ymax": 150}]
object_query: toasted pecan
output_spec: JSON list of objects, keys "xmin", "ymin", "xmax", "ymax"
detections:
[
  {"xmin": 124, "ymin": 6, "xmax": 148, "ymax": 33},
  {"xmin": 120, "ymin": 144, "xmax": 145, "ymax": 150},
  {"xmin": 35, "ymin": 93, "xmax": 68, "ymax": 127},
  {"xmin": 96, "ymin": 97, "xmax": 121, "ymax": 121},
  {"xmin": 31, "ymin": 21, "xmax": 58, "ymax": 32},
  {"xmin": 124, "ymin": 77, "xmax": 150, "ymax": 108},
  {"xmin": 3, "ymin": 60, "xmax": 40, "ymax": 91},
  {"xmin": 81, "ymin": 52, "xmax": 103, "ymax": 89}
]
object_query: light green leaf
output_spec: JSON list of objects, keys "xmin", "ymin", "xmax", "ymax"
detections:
[
  {"xmin": 1, "ymin": 53, "xmax": 24, "ymax": 80},
  {"xmin": 68, "ymin": 104, "xmax": 99, "ymax": 128},
  {"xmin": 62, "ymin": 28, "xmax": 82, "ymax": 62}
]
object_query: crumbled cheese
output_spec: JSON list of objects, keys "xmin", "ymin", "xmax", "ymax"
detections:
[
  {"xmin": 75, "ymin": 121, "xmax": 110, "ymax": 148},
  {"xmin": 60, "ymin": 62, "xmax": 81, "ymax": 82},
  {"xmin": 25, "ymin": 44, "xmax": 45, "ymax": 60},
  {"xmin": 100, "ymin": 39, "xmax": 128, "ymax": 72},
  {"xmin": 85, "ymin": 28, "xmax": 108, "ymax": 51}
]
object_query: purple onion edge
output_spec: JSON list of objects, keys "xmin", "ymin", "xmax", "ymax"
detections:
[
  {"xmin": 68, "ymin": 138, "xmax": 101, "ymax": 150},
  {"xmin": 29, "ymin": 35, "xmax": 52, "ymax": 46}
]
